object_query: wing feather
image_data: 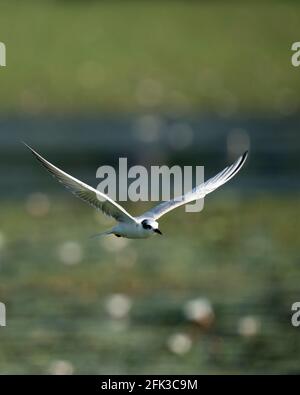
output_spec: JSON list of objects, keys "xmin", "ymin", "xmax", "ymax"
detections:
[
  {"xmin": 140, "ymin": 151, "xmax": 248, "ymax": 220},
  {"xmin": 24, "ymin": 143, "xmax": 136, "ymax": 224}
]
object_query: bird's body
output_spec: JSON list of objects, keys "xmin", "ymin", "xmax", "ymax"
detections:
[
  {"xmin": 111, "ymin": 220, "xmax": 156, "ymax": 239},
  {"xmin": 24, "ymin": 143, "xmax": 248, "ymax": 239}
]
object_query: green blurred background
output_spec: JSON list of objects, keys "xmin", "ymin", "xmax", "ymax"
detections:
[{"xmin": 0, "ymin": 0, "xmax": 299, "ymax": 374}]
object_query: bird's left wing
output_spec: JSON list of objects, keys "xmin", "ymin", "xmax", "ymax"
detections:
[
  {"xmin": 140, "ymin": 151, "xmax": 248, "ymax": 220},
  {"xmin": 24, "ymin": 143, "xmax": 137, "ymax": 224}
]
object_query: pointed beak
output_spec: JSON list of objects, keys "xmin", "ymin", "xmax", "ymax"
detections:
[{"xmin": 154, "ymin": 229, "xmax": 163, "ymax": 235}]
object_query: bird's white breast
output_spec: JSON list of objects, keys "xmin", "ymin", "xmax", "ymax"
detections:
[{"xmin": 112, "ymin": 223, "xmax": 153, "ymax": 239}]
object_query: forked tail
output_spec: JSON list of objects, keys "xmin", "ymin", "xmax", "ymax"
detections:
[{"xmin": 89, "ymin": 229, "xmax": 113, "ymax": 239}]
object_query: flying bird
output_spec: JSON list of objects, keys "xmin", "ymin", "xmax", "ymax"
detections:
[{"xmin": 24, "ymin": 143, "xmax": 248, "ymax": 239}]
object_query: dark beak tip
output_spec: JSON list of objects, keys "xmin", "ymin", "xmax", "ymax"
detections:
[{"xmin": 155, "ymin": 229, "xmax": 163, "ymax": 235}]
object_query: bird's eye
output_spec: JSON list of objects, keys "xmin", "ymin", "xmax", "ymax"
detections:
[{"xmin": 142, "ymin": 221, "xmax": 152, "ymax": 230}]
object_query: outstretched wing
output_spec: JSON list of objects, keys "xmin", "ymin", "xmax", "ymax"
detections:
[
  {"xmin": 24, "ymin": 143, "xmax": 136, "ymax": 224},
  {"xmin": 140, "ymin": 151, "xmax": 248, "ymax": 220}
]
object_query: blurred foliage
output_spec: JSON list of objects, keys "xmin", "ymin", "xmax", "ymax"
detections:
[
  {"xmin": 0, "ymin": 0, "xmax": 299, "ymax": 376},
  {"xmin": 0, "ymin": 0, "xmax": 299, "ymax": 114},
  {"xmin": 0, "ymin": 194, "xmax": 299, "ymax": 374}
]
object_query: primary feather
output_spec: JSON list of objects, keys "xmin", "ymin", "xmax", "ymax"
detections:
[
  {"xmin": 140, "ymin": 151, "xmax": 248, "ymax": 220},
  {"xmin": 23, "ymin": 143, "xmax": 136, "ymax": 224}
]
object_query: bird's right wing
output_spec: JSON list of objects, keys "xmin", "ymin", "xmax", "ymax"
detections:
[
  {"xmin": 140, "ymin": 151, "xmax": 248, "ymax": 220},
  {"xmin": 24, "ymin": 143, "xmax": 137, "ymax": 224}
]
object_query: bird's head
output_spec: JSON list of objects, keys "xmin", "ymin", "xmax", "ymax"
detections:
[{"xmin": 141, "ymin": 219, "xmax": 162, "ymax": 235}]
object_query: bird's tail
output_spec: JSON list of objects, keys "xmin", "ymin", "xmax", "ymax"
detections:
[{"xmin": 89, "ymin": 229, "xmax": 113, "ymax": 239}]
